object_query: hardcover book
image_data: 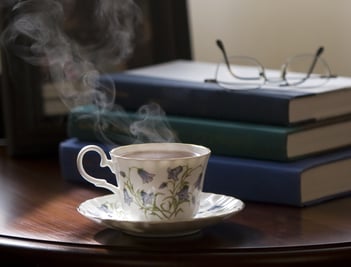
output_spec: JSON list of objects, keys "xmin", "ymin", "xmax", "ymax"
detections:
[
  {"xmin": 68, "ymin": 105, "xmax": 351, "ymax": 161},
  {"xmin": 100, "ymin": 60, "xmax": 351, "ymax": 126},
  {"xmin": 59, "ymin": 138, "xmax": 351, "ymax": 207}
]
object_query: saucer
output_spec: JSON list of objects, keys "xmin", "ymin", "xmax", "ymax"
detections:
[{"xmin": 77, "ymin": 192, "xmax": 244, "ymax": 237}]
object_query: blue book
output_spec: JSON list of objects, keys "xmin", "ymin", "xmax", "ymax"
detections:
[
  {"xmin": 101, "ymin": 60, "xmax": 351, "ymax": 126},
  {"xmin": 60, "ymin": 138, "xmax": 351, "ymax": 207}
]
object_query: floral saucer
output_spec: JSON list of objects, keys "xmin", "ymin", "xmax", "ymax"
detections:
[{"xmin": 77, "ymin": 192, "xmax": 244, "ymax": 237}]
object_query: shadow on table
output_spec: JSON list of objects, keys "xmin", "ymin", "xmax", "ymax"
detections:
[{"xmin": 94, "ymin": 221, "xmax": 263, "ymax": 250}]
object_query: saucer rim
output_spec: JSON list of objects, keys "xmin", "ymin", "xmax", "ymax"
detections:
[
  {"xmin": 78, "ymin": 192, "xmax": 244, "ymax": 224},
  {"xmin": 77, "ymin": 192, "xmax": 244, "ymax": 237}
]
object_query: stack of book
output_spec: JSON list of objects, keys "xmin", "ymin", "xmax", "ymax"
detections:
[{"xmin": 60, "ymin": 60, "xmax": 351, "ymax": 207}]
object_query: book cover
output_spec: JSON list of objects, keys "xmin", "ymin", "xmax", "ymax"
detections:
[
  {"xmin": 67, "ymin": 105, "xmax": 351, "ymax": 161},
  {"xmin": 100, "ymin": 60, "xmax": 351, "ymax": 126},
  {"xmin": 59, "ymin": 138, "xmax": 351, "ymax": 207}
]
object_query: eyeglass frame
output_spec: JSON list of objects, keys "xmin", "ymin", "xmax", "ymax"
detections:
[{"xmin": 204, "ymin": 39, "xmax": 337, "ymax": 88}]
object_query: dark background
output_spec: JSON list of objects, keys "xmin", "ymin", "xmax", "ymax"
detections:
[{"xmin": 0, "ymin": 0, "xmax": 191, "ymax": 156}]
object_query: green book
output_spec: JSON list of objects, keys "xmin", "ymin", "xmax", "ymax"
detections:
[{"xmin": 67, "ymin": 105, "xmax": 351, "ymax": 161}]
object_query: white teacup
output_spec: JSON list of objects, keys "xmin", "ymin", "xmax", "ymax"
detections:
[{"xmin": 77, "ymin": 143, "xmax": 211, "ymax": 221}]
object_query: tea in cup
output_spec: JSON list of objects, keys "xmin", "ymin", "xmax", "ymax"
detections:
[{"xmin": 77, "ymin": 143, "xmax": 211, "ymax": 221}]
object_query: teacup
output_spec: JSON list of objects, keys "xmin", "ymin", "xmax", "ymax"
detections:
[{"xmin": 77, "ymin": 143, "xmax": 211, "ymax": 221}]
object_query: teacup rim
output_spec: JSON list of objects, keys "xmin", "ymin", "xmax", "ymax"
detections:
[{"xmin": 109, "ymin": 142, "xmax": 211, "ymax": 160}]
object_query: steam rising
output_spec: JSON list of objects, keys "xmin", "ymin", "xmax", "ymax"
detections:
[{"xmin": 1, "ymin": 0, "xmax": 178, "ymax": 144}]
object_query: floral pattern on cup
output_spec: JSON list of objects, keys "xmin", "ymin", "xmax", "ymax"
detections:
[{"xmin": 120, "ymin": 164, "xmax": 204, "ymax": 220}]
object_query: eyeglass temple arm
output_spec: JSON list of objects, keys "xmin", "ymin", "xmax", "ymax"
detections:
[
  {"xmin": 216, "ymin": 40, "xmax": 230, "ymax": 68},
  {"xmin": 308, "ymin": 47, "xmax": 337, "ymax": 78},
  {"xmin": 306, "ymin": 46, "xmax": 324, "ymax": 78},
  {"xmin": 216, "ymin": 39, "xmax": 237, "ymax": 78},
  {"xmin": 216, "ymin": 39, "xmax": 266, "ymax": 80},
  {"xmin": 281, "ymin": 46, "xmax": 325, "ymax": 81}
]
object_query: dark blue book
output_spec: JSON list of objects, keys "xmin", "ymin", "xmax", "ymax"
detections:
[
  {"xmin": 60, "ymin": 138, "xmax": 351, "ymax": 207},
  {"xmin": 101, "ymin": 60, "xmax": 351, "ymax": 126}
]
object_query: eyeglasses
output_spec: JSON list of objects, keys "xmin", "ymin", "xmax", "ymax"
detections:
[{"xmin": 205, "ymin": 39, "xmax": 337, "ymax": 90}]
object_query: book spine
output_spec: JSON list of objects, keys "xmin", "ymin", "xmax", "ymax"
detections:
[
  {"xmin": 59, "ymin": 138, "xmax": 302, "ymax": 206},
  {"xmin": 104, "ymin": 74, "xmax": 291, "ymax": 125},
  {"xmin": 67, "ymin": 106, "xmax": 290, "ymax": 161}
]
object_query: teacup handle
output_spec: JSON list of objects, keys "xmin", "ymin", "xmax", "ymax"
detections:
[{"xmin": 77, "ymin": 145, "xmax": 120, "ymax": 195}]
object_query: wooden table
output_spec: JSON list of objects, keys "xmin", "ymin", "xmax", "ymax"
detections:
[{"xmin": 1, "ymin": 145, "xmax": 351, "ymax": 266}]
